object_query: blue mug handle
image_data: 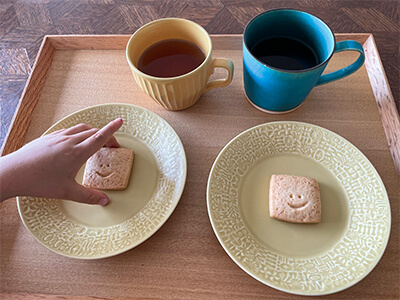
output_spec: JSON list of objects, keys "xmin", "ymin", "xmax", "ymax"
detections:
[{"xmin": 316, "ymin": 40, "xmax": 365, "ymax": 86}]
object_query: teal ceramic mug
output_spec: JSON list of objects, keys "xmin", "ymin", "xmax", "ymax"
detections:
[{"xmin": 243, "ymin": 9, "xmax": 365, "ymax": 113}]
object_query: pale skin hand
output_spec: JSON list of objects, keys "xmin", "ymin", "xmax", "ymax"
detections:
[{"xmin": 0, "ymin": 118, "xmax": 123, "ymax": 205}]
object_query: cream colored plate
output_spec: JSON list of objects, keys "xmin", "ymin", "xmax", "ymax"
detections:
[
  {"xmin": 17, "ymin": 104, "xmax": 187, "ymax": 259},
  {"xmin": 207, "ymin": 121, "xmax": 391, "ymax": 295}
]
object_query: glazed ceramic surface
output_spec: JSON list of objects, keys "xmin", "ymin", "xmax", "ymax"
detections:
[
  {"xmin": 17, "ymin": 104, "xmax": 187, "ymax": 259},
  {"xmin": 207, "ymin": 121, "xmax": 390, "ymax": 295},
  {"xmin": 243, "ymin": 9, "xmax": 365, "ymax": 113},
  {"xmin": 126, "ymin": 18, "xmax": 233, "ymax": 110}
]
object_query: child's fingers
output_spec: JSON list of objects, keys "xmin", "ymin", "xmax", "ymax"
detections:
[
  {"xmin": 78, "ymin": 118, "xmax": 123, "ymax": 157},
  {"xmin": 63, "ymin": 123, "xmax": 93, "ymax": 135}
]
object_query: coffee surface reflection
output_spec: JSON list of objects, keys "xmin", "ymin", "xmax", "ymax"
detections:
[{"xmin": 251, "ymin": 37, "xmax": 319, "ymax": 70}]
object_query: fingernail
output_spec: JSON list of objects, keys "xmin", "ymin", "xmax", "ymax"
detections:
[{"xmin": 99, "ymin": 198, "xmax": 109, "ymax": 206}]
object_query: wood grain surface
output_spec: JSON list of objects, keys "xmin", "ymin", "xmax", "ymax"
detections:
[
  {"xmin": 0, "ymin": 34, "xmax": 398, "ymax": 300},
  {"xmin": 0, "ymin": 0, "xmax": 399, "ymax": 149}
]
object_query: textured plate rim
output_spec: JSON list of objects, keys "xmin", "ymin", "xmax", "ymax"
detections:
[
  {"xmin": 17, "ymin": 103, "xmax": 187, "ymax": 259},
  {"xmin": 206, "ymin": 121, "xmax": 391, "ymax": 295}
]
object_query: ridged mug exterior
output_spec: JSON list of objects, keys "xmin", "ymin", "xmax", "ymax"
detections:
[
  {"xmin": 129, "ymin": 53, "xmax": 213, "ymax": 110},
  {"xmin": 126, "ymin": 18, "xmax": 233, "ymax": 110}
]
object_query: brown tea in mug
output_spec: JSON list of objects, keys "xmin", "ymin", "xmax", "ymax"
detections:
[{"xmin": 137, "ymin": 39, "xmax": 206, "ymax": 77}]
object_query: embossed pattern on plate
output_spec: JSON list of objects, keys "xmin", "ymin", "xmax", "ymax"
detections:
[
  {"xmin": 207, "ymin": 121, "xmax": 390, "ymax": 295},
  {"xmin": 17, "ymin": 104, "xmax": 187, "ymax": 259}
]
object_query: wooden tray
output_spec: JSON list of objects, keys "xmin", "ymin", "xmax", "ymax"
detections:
[{"xmin": 0, "ymin": 34, "xmax": 399, "ymax": 300}]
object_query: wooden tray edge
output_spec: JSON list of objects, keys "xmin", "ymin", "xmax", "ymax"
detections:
[
  {"xmin": 1, "ymin": 36, "xmax": 55, "ymax": 156},
  {"xmin": 363, "ymin": 35, "xmax": 400, "ymax": 174},
  {"xmin": 2, "ymin": 34, "xmax": 399, "ymax": 175}
]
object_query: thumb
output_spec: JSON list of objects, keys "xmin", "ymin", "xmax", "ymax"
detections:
[{"xmin": 66, "ymin": 183, "xmax": 110, "ymax": 206}]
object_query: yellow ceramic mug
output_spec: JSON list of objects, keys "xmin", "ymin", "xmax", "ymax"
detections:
[{"xmin": 126, "ymin": 18, "xmax": 234, "ymax": 110}]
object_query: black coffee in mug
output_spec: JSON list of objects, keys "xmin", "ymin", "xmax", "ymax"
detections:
[
  {"xmin": 251, "ymin": 37, "xmax": 319, "ymax": 70},
  {"xmin": 243, "ymin": 9, "xmax": 365, "ymax": 113}
]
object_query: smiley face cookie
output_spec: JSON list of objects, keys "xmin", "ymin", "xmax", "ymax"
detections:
[
  {"xmin": 83, "ymin": 147, "xmax": 135, "ymax": 190},
  {"xmin": 269, "ymin": 174, "xmax": 321, "ymax": 223}
]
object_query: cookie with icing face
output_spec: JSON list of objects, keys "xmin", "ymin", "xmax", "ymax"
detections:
[
  {"xmin": 269, "ymin": 174, "xmax": 321, "ymax": 223},
  {"xmin": 83, "ymin": 147, "xmax": 134, "ymax": 190}
]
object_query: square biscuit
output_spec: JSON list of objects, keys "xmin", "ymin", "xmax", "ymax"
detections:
[
  {"xmin": 82, "ymin": 147, "xmax": 134, "ymax": 190},
  {"xmin": 269, "ymin": 174, "xmax": 321, "ymax": 223}
]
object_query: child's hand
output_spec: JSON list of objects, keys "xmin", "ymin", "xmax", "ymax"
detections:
[{"xmin": 0, "ymin": 118, "xmax": 123, "ymax": 205}]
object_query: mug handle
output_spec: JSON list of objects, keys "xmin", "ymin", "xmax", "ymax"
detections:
[
  {"xmin": 316, "ymin": 40, "xmax": 365, "ymax": 86},
  {"xmin": 204, "ymin": 58, "xmax": 234, "ymax": 93}
]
